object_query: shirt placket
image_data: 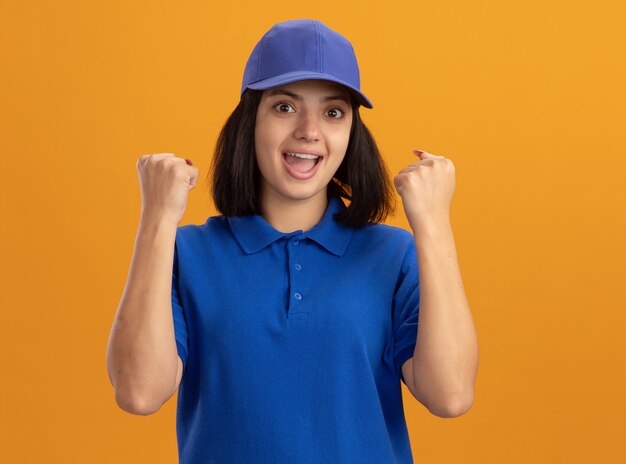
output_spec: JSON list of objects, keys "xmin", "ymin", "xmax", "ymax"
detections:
[{"xmin": 286, "ymin": 234, "xmax": 307, "ymax": 321}]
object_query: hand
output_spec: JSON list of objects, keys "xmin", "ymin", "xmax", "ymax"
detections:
[
  {"xmin": 136, "ymin": 153, "xmax": 199, "ymax": 225},
  {"xmin": 393, "ymin": 149, "xmax": 456, "ymax": 232}
]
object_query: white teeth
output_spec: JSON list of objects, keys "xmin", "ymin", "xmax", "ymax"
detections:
[{"xmin": 285, "ymin": 152, "xmax": 320, "ymax": 159}]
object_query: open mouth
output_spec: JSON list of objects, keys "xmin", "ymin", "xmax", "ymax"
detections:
[{"xmin": 282, "ymin": 152, "xmax": 322, "ymax": 173}]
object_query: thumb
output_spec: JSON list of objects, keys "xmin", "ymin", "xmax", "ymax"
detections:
[
  {"xmin": 412, "ymin": 149, "xmax": 430, "ymax": 159},
  {"xmin": 413, "ymin": 149, "xmax": 442, "ymax": 159}
]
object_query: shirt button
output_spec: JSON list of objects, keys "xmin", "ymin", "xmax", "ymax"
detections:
[
  {"xmin": 295, "ymin": 263, "xmax": 302, "ymax": 271},
  {"xmin": 294, "ymin": 292, "xmax": 302, "ymax": 300},
  {"xmin": 292, "ymin": 240, "xmax": 299, "ymax": 246}
]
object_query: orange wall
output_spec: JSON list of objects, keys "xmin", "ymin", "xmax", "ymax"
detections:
[{"xmin": 2, "ymin": 1, "xmax": 625, "ymax": 462}]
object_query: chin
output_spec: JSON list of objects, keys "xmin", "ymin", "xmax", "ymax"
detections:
[
  {"xmin": 271, "ymin": 182, "xmax": 328, "ymax": 203},
  {"xmin": 284, "ymin": 188, "xmax": 325, "ymax": 202}
]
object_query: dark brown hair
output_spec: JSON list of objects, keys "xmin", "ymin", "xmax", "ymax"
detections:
[{"xmin": 208, "ymin": 87, "xmax": 395, "ymax": 228}]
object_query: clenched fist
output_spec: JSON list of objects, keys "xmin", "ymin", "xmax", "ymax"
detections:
[
  {"xmin": 136, "ymin": 153, "xmax": 199, "ymax": 225},
  {"xmin": 393, "ymin": 149, "xmax": 456, "ymax": 233}
]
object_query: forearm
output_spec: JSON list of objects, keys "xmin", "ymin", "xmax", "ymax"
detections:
[
  {"xmin": 411, "ymin": 219, "xmax": 478, "ymax": 415},
  {"xmin": 106, "ymin": 213, "xmax": 181, "ymax": 414}
]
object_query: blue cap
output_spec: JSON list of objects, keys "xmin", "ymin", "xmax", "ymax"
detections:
[{"xmin": 240, "ymin": 19, "xmax": 373, "ymax": 109}]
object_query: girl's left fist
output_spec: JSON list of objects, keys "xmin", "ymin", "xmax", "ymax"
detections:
[{"xmin": 393, "ymin": 149, "xmax": 456, "ymax": 231}]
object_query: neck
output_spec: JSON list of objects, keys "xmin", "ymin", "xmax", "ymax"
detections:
[{"xmin": 260, "ymin": 189, "xmax": 329, "ymax": 233}]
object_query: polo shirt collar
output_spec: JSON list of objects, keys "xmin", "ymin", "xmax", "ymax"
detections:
[
  {"xmin": 307, "ymin": 195, "xmax": 353, "ymax": 256},
  {"xmin": 227, "ymin": 195, "xmax": 353, "ymax": 257}
]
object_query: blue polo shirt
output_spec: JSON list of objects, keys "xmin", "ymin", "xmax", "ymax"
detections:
[{"xmin": 171, "ymin": 194, "xmax": 420, "ymax": 464}]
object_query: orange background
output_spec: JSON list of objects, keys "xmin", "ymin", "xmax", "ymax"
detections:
[{"xmin": 2, "ymin": 1, "xmax": 625, "ymax": 462}]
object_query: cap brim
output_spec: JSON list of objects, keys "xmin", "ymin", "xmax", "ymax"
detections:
[{"xmin": 246, "ymin": 71, "xmax": 373, "ymax": 109}]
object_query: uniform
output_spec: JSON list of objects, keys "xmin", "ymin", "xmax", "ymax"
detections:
[{"xmin": 172, "ymin": 194, "xmax": 420, "ymax": 463}]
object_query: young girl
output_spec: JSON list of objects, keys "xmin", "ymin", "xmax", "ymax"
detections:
[{"xmin": 107, "ymin": 18, "xmax": 478, "ymax": 464}]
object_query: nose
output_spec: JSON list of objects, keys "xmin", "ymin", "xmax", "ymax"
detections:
[{"xmin": 293, "ymin": 111, "xmax": 320, "ymax": 142}]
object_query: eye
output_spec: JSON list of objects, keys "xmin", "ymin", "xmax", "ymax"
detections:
[
  {"xmin": 273, "ymin": 102, "xmax": 295, "ymax": 113},
  {"xmin": 325, "ymin": 107, "xmax": 346, "ymax": 119}
]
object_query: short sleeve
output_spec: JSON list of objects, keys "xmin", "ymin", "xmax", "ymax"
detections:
[
  {"xmin": 172, "ymin": 239, "xmax": 189, "ymax": 370},
  {"xmin": 392, "ymin": 239, "xmax": 420, "ymax": 384}
]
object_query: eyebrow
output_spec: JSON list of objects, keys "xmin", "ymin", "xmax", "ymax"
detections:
[{"xmin": 267, "ymin": 89, "xmax": 350, "ymax": 105}]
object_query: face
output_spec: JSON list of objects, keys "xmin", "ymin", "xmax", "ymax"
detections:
[{"xmin": 254, "ymin": 79, "xmax": 353, "ymax": 208}]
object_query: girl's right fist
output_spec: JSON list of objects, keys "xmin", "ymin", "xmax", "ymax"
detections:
[{"xmin": 136, "ymin": 153, "xmax": 199, "ymax": 224}]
